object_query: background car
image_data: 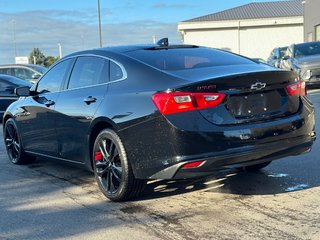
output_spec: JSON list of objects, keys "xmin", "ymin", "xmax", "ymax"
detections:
[
  {"xmin": 0, "ymin": 74, "xmax": 32, "ymax": 120},
  {"xmin": 281, "ymin": 41, "xmax": 320, "ymax": 86},
  {"xmin": 267, "ymin": 47, "xmax": 288, "ymax": 68},
  {"xmin": 0, "ymin": 64, "xmax": 47, "ymax": 84},
  {"xmin": 2, "ymin": 43, "xmax": 316, "ymax": 202}
]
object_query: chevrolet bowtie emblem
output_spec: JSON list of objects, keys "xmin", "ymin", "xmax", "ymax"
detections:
[{"xmin": 251, "ymin": 82, "xmax": 266, "ymax": 90}]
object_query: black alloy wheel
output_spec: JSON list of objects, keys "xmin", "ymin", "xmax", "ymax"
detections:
[
  {"xmin": 93, "ymin": 129, "xmax": 145, "ymax": 201},
  {"xmin": 4, "ymin": 119, "xmax": 35, "ymax": 164}
]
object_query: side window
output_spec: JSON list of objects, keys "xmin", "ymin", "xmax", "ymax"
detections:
[
  {"xmin": 37, "ymin": 59, "xmax": 73, "ymax": 94},
  {"xmin": 110, "ymin": 61, "xmax": 124, "ymax": 81},
  {"xmin": 13, "ymin": 68, "xmax": 34, "ymax": 80},
  {"xmin": 0, "ymin": 68, "xmax": 12, "ymax": 75},
  {"xmin": 68, "ymin": 56, "xmax": 107, "ymax": 89}
]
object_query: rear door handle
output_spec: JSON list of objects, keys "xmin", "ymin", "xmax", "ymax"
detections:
[
  {"xmin": 84, "ymin": 96, "xmax": 97, "ymax": 104},
  {"xmin": 45, "ymin": 100, "xmax": 55, "ymax": 107}
]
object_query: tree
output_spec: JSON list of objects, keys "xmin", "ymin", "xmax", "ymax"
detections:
[
  {"xmin": 44, "ymin": 56, "xmax": 59, "ymax": 67},
  {"xmin": 29, "ymin": 48, "xmax": 46, "ymax": 66}
]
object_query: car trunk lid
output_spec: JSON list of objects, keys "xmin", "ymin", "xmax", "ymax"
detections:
[{"xmin": 169, "ymin": 68, "xmax": 301, "ymax": 125}]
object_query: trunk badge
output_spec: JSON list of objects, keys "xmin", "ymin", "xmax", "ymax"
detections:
[{"xmin": 251, "ymin": 82, "xmax": 266, "ymax": 90}]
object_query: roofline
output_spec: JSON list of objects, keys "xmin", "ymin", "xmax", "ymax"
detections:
[
  {"xmin": 181, "ymin": 0, "xmax": 303, "ymax": 23},
  {"xmin": 179, "ymin": 15, "xmax": 304, "ymax": 24},
  {"xmin": 178, "ymin": 16, "xmax": 303, "ymax": 31}
]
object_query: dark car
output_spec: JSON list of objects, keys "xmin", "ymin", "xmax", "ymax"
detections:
[
  {"xmin": 251, "ymin": 58, "xmax": 268, "ymax": 65},
  {"xmin": 281, "ymin": 41, "xmax": 320, "ymax": 86},
  {"xmin": 267, "ymin": 47, "xmax": 288, "ymax": 68},
  {"xmin": 0, "ymin": 64, "xmax": 47, "ymax": 84},
  {"xmin": 2, "ymin": 43, "xmax": 316, "ymax": 201},
  {"xmin": 0, "ymin": 74, "xmax": 32, "ymax": 119}
]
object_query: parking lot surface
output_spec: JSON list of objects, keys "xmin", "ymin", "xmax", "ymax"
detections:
[{"xmin": 1, "ymin": 91, "xmax": 320, "ymax": 240}]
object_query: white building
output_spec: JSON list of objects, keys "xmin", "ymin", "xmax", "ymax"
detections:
[{"xmin": 178, "ymin": 0, "xmax": 304, "ymax": 60}]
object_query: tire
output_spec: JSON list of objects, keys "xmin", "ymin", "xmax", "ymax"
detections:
[
  {"xmin": 4, "ymin": 119, "xmax": 36, "ymax": 164},
  {"xmin": 240, "ymin": 161, "xmax": 272, "ymax": 172},
  {"xmin": 93, "ymin": 129, "xmax": 145, "ymax": 202}
]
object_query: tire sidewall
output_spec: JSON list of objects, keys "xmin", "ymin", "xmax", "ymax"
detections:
[
  {"xmin": 4, "ymin": 119, "xmax": 22, "ymax": 164},
  {"xmin": 93, "ymin": 129, "xmax": 130, "ymax": 201}
]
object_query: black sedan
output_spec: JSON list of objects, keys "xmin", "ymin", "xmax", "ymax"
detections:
[
  {"xmin": 0, "ymin": 74, "xmax": 32, "ymax": 120},
  {"xmin": 2, "ymin": 42, "xmax": 316, "ymax": 201}
]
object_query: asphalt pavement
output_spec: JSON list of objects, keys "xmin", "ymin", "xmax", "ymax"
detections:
[{"xmin": 1, "ymin": 91, "xmax": 320, "ymax": 240}]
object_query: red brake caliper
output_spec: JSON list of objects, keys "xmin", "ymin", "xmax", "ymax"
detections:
[{"xmin": 94, "ymin": 151, "xmax": 103, "ymax": 161}]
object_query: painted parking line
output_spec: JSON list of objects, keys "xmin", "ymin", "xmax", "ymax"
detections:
[{"xmin": 308, "ymin": 89, "xmax": 320, "ymax": 95}]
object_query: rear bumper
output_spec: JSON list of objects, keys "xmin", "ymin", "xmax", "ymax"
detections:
[
  {"xmin": 151, "ymin": 134, "xmax": 315, "ymax": 179},
  {"xmin": 120, "ymin": 96, "xmax": 315, "ymax": 180}
]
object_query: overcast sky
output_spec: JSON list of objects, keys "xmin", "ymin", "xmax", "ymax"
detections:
[{"xmin": 1, "ymin": 0, "xmax": 285, "ymax": 64}]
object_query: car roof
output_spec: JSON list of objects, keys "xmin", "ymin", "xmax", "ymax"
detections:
[
  {"xmin": 96, "ymin": 44, "xmax": 198, "ymax": 54},
  {"xmin": 0, "ymin": 63, "xmax": 34, "ymax": 67}
]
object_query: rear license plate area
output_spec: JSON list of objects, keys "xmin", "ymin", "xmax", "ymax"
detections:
[{"xmin": 227, "ymin": 91, "xmax": 281, "ymax": 118}]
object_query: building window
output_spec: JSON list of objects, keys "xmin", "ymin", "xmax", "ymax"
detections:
[{"xmin": 316, "ymin": 25, "xmax": 320, "ymax": 41}]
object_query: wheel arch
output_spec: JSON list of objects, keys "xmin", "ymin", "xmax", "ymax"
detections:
[
  {"xmin": 2, "ymin": 113, "xmax": 13, "ymax": 130},
  {"xmin": 87, "ymin": 117, "xmax": 118, "ymax": 171}
]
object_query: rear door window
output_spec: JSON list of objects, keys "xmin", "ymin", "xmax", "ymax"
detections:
[{"xmin": 68, "ymin": 56, "xmax": 108, "ymax": 90}]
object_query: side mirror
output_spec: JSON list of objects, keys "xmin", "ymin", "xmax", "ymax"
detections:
[
  {"xmin": 32, "ymin": 73, "xmax": 41, "ymax": 79},
  {"xmin": 15, "ymin": 86, "xmax": 31, "ymax": 97}
]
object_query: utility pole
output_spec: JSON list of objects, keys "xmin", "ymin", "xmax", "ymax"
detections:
[
  {"xmin": 12, "ymin": 19, "xmax": 17, "ymax": 62},
  {"xmin": 58, "ymin": 43, "xmax": 62, "ymax": 59},
  {"xmin": 98, "ymin": 0, "xmax": 102, "ymax": 48}
]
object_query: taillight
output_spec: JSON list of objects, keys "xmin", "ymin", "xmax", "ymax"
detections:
[
  {"xmin": 181, "ymin": 160, "xmax": 206, "ymax": 169},
  {"xmin": 286, "ymin": 81, "xmax": 306, "ymax": 96},
  {"xmin": 152, "ymin": 92, "xmax": 226, "ymax": 115}
]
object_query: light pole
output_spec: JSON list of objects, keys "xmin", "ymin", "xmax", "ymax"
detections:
[
  {"xmin": 98, "ymin": 0, "xmax": 102, "ymax": 48},
  {"xmin": 12, "ymin": 19, "xmax": 17, "ymax": 61},
  {"xmin": 58, "ymin": 43, "xmax": 62, "ymax": 59}
]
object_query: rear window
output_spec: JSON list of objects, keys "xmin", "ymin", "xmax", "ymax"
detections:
[{"xmin": 126, "ymin": 47, "xmax": 254, "ymax": 71}]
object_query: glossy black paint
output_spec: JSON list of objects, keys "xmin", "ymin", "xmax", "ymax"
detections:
[
  {"xmin": 3, "ymin": 45, "xmax": 316, "ymax": 180},
  {"xmin": 0, "ymin": 74, "xmax": 32, "ymax": 120}
]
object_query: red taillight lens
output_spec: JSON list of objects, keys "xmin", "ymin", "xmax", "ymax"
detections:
[
  {"xmin": 182, "ymin": 160, "xmax": 206, "ymax": 169},
  {"xmin": 152, "ymin": 92, "xmax": 226, "ymax": 115},
  {"xmin": 286, "ymin": 81, "xmax": 306, "ymax": 96}
]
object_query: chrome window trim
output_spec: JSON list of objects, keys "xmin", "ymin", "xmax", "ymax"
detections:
[{"xmin": 35, "ymin": 54, "xmax": 127, "ymax": 94}]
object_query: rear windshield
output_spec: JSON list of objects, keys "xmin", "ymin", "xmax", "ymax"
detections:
[{"xmin": 126, "ymin": 47, "xmax": 254, "ymax": 71}]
